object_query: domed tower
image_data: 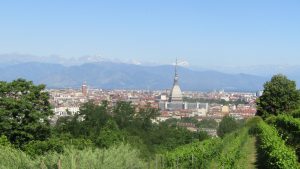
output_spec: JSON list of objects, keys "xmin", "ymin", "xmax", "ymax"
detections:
[{"xmin": 169, "ymin": 59, "xmax": 183, "ymax": 102}]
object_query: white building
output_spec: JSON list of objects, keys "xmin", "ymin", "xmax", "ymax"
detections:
[{"xmin": 53, "ymin": 106, "xmax": 80, "ymax": 117}]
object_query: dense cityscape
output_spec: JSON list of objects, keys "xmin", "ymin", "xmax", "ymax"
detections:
[{"xmin": 50, "ymin": 62, "xmax": 259, "ymax": 136}]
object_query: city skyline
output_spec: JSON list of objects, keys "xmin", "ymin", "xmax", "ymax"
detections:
[{"xmin": 1, "ymin": 1, "xmax": 300, "ymax": 67}]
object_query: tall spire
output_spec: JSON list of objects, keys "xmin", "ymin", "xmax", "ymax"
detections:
[
  {"xmin": 174, "ymin": 58, "xmax": 179, "ymax": 84},
  {"xmin": 175, "ymin": 57, "xmax": 178, "ymax": 75},
  {"xmin": 169, "ymin": 58, "xmax": 182, "ymax": 102}
]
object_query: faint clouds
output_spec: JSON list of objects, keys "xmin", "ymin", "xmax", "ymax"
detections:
[{"xmin": 173, "ymin": 59, "xmax": 190, "ymax": 67}]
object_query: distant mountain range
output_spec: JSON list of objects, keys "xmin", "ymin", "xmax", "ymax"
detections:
[
  {"xmin": 2, "ymin": 53, "xmax": 300, "ymax": 91},
  {"xmin": 0, "ymin": 61, "xmax": 268, "ymax": 91}
]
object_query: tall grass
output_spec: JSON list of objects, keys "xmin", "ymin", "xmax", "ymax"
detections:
[
  {"xmin": 0, "ymin": 144, "xmax": 146, "ymax": 169},
  {"xmin": 0, "ymin": 145, "xmax": 37, "ymax": 169}
]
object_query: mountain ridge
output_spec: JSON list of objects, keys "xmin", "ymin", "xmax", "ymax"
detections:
[{"xmin": 0, "ymin": 62, "xmax": 267, "ymax": 91}]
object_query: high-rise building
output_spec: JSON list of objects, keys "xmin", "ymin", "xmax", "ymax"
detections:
[
  {"xmin": 82, "ymin": 81, "xmax": 88, "ymax": 97},
  {"xmin": 169, "ymin": 58, "xmax": 183, "ymax": 102}
]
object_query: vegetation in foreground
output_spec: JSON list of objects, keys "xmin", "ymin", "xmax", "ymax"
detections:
[
  {"xmin": 0, "ymin": 143, "xmax": 146, "ymax": 169},
  {"xmin": 0, "ymin": 79, "xmax": 210, "ymax": 169},
  {"xmin": 1, "ymin": 74, "xmax": 300, "ymax": 168}
]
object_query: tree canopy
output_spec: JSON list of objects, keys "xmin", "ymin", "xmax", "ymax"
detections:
[
  {"xmin": 256, "ymin": 74, "xmax": 300, "ymax": 118},
  {"xmin": 0, "ymin": 79, "xmax": 53, "ymax": 147},
  {"xmin": 217, "ymin": 115, "xmax": 238, "ymax": 138}
]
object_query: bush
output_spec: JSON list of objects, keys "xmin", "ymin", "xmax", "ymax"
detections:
[
  {"xmin": 23, "ymin": 137, "xmax": 94, "ymax": 156},
  {"xmin": 266, "ymin": 114, "xmax": 300, "ymax": 161},
  {"xmin": 198, "ymin": 131, "xmax": 211, "ymax": 141},
  {"xmin": 217, "ymin": 115, "xmax": 239, "ymax": 138},
  {"xmin": 0, "ymin": 135, "xmax": 11, "ymax": 147},
  {"xmin": 256, "ymin": 121, "xmax": 299, "ymax": 169},
  {"xmin": 291, "ymin": 109, "xmax": 300, "ymax": 118},
  {"xmin": 23, "ymin": 139, "xmax": 64, "ymax": 156}
]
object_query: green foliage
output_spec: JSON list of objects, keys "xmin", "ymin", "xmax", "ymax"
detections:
[
  {"xmin": 0, "ymin": 145, "xmax": 37, "ymax": 169},
  {"xmin": 256, "ymin": 74, "xmax": 300, "ymax": 118},
  {"xmin": 256, "ymin": 120, "xmax": 299, "ymax": 169},
  {"xmin": 95, "ymin": 119, "xmax": 123, "ymax": 148},
  {"xmin": 290, "ymin": 109, "xmax": 300, "ymax": 118},
  {"xmin": 217, "ymin": 115, "xmax": 239, "ymax": 138},
  {"xmin": 164, "ymin": 138, "xmax": 223, "ymax": 168},
  {"xmin": 54, "ymin": 101, "xmax": 119, "ymax": 149},
  {"xmin": 23, "ymin": 139, "xmax": 64, "ymax": 156},
  {"xmin": 54, "ymin": 101, "xmax": 196, "ymax": 157},
  {"xmin": 23, "ymin": 137, "xmax": 94, "ymax": 156},
  {"xmin": 77, "ymin": 100, "xmax": 111, "ymax": 137},
  {"xmin": 198, "ymin": 130, "xmax": 211, "ymax": 141},
  {"xmin": 266, "ymin": 114, "xmax": 300, "ymax": 160},
  {"xmin": 212, "ymin": 128, "xmax": 250, "ymax": 169},
  {"xmin": 163, "ymin": 126, "xmax": 252, "ymax": 169},
  {"xmin": 0, "ymin": 135, "xmax": 11, "ymax": 147},
  {"xmin": 197, "ymin": 118, "xmax": 218, "ymax": 128},
  {"xmin": 113, "ymin": 101, "xmax": 135, "ymax": 129},
  {"xmin": 135, "ymin": 104, "xmax": 160, "ymax": 131},
  {"xmin": 180, "ymin": 117, "xmax": 199, "ymax": 124},
  {"xmin": 169, "ymin": 117, "xmax": 218, "ymax": 129},
  {"xmin": 53, "ymin": 116, "xmax": 74, "ymax": 134},
  {"xmin": 162, "ymin": 117, "xmax": 300, "ymax": 169},
  {"xmin": 40, "ymin": 144, "xmax": 146, "ymax": 169},
  {"xmin": 0, "ymin": 144, "xmax": 146, "ymax": 169},
  {"xmin": 247, "ymin": 116, "xmax": 263, "ymax": 135},
  {"xmin": 163, "ymin": 118, "xmax": 178, "ymax": 127},
  {"xmin": 145, "ymin": 123, "xmax": 196, "ymax": 153},
  {"xmin": 3, "ymin": 78, "xmax": 300, "ymax": 168},
  {"xmin": 0, "ymin": 79, "xmax": 53, "ymax": 147}
]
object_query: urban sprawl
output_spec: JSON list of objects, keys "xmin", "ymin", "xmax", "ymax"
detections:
[{"xmin": 49, "ymin": 61, "xmax": 261, "ymax": 137}]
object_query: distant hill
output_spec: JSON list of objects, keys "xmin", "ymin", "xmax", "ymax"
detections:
[{"xmin": 0, "ymin": 62, "xmax": 267, "ymax": 91}]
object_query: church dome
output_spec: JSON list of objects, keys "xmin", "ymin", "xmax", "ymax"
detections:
[{"xmin": 169, "ymin": 84, "xmax": 182, "ymax": 102}]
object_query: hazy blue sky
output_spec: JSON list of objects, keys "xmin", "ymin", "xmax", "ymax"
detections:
[{"xmin": 0, "ymin": 0, "xmax": 300, "ymax": 66}]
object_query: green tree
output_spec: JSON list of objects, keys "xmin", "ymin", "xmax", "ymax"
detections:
[
  {"xmin": 95, "ymin": 119, "xmax": 123, "ymax": 148},
  {"xmin": 23, "ymin": 139, "xmax": 64, "ymax": 156},
  {"xmin": 72, "ymin": 101, "xmax": 111, "ymax": 137},
  {"xmin": 113, "ymin": 101, "xmax": 135, "ymax": 129},
  {"xmin": 148, "ymin": 122, "xmax": 195, "ymax": 152},
  {"xmin": 256, "ymin": 74, "xmax": 300, "ymax": 118},
  {"xmin": 198, "ymin": 130, "xmax": 211, "ymax": 141},
  {"xmin": 217, "ymin": 115, "xmax": 238, "ymax": 138},
  {"xmin": 135, "ymin": 104, "xmax": 160, "ymax": 131},
  {"xmin": 54, "ymin": 100, "xmax": 112, "ymax": 140},
  {"xmin": 197, "ymin": 118, "xmax": 218, "ymax": 128},
  {"xmin": 0, "ymin": 79, "xmax": 53, "ymax": 147},
  {"xmin": 79, "ymin": 100, "xmax": 111, "ymax": 135},
  {"xmin": 180, "ymin": 117, "xmax": 199, "ymax": 124},
  {"xmin": 54, "ymin": 116, "xmax": 74, "ymax": 134}
]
